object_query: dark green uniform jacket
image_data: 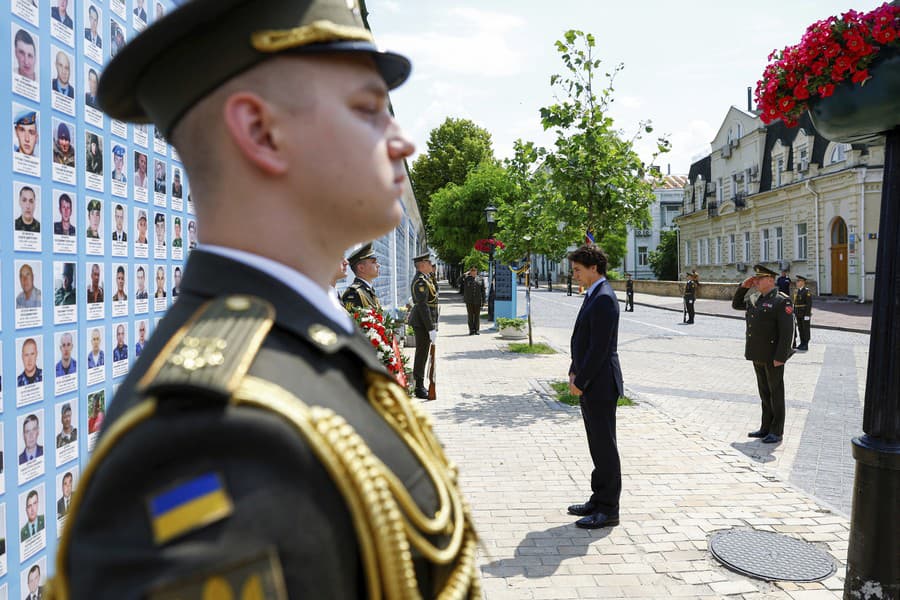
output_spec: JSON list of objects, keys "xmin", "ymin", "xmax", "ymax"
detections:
[
  {"xmin": 56, "ymin": 250, "xmax": 478, "ymax": 599},
  {"xmin": 462, "ymin": 275, "xmax": 485, "ymax": 307},
  {"xmin": 340, "ymin": 276, "xmax": 381, "ymax": 311},
  {"xmin": 793, "ymin": 286, "xmax": 812, "ymax": 317},
  {"xmin": 683, "ymin": 279, "xmax": 697, "ymax": 299},
  {"xmin": 732, "ymin": 286, "xmax": 795, "ymax": 363},
  {"xmin": 409, "ymin": 272, "xmax": 438, "ymax": 330}
]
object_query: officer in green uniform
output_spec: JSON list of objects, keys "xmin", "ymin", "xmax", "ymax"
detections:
[
  {"xmin": 461, "ymin": 265, "xmax": 485, "ymax": 335},
  {"xmin": 52, "ymin": 2, "xmax": 480, "ymax": 599},
  {"xmin": 340, "ymin": 242, "xmax": 381, "ymax": 311},
  {"xmin": 732, "ymin": 264, "xmax": 795, "ymax": 444},
  {"xmin": 409, "ymin": 252, "xmax": 438, "ymax": 399},
  {"xmin": 793, "ymin": 274, "xmax": 812, "ymax": 351},
  {"xmin": 683, "ymin": 271, "xmax": 697, "ymax": 323},
  {"xmin": 624, "ymin": 273, "xmax": 634, "ymax": 312}
]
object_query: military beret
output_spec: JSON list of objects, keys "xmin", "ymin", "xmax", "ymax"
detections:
[
  {"xmin": 154, "ymin": 213, "xmax": 165, "ymax": 224},
  {"xmin": 57, "ymin": 122, "xmax": 71, "ymax": 140},
  {"xmin": 795, "ymin": 274, "xmax": 807, "ymax": 281},
  {"xmin": 14, "ymin": 109, "xmax": 37, "ymax": 126},
  {"xmin": 174, "ymin": 216, "xmax": 181, "ymax": 224},
  {"xmin": 753, "ymin": 264, "xmax": 778, "ymax": 278},
  {"xmin": 413, "ymin": 252, "xmax": 432, "ymax": 264},
  {"xmin": 347, "ymin": 242, "xmax": 376, "ymax": 267},
  {"xmin": 97, "ymin": 0, "xmax": 412, "ymax": 138},
  {"xmin": 87, "ymin": 199, "xmax": 102, "ymax": 212},
  {"xmin": 112, "ymin": 144, "xmax": 126, "ymax": 157}
]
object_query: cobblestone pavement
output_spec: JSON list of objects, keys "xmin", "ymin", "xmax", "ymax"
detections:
[{"xmin": 411, "ymin": 285, "xmax": 853, "ymax": 599}]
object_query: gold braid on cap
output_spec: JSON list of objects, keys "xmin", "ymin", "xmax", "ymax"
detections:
[
  {"xmin": 251, "ymin": 20, "xmax": 373, "ymax": 52},
  {"xmin": 232, "ymin": 372, "xmax": 481, "ymax": 600}
]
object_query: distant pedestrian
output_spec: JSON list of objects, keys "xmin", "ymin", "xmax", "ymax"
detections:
[
  {"xmin": 462, "ymin": 266, "xmax": 485, "ymax": 335},
  {"xmin": 624, "ymin": 273, "xmax": 634, "ymax": 312},
  {"xmin": 683, "ymin": 271, "xmax": 698, "ymax": 324},
  {"xmin": 732, "ymin": 264, "xmax": 795, "ymax": 444},
  {"xmin": 793, "ymin": 275, "xmax": 812, "ymax": 351},
  {"xmin": 565, "ymin": 245, "xmax": 623, "ymax": 530},
  {"xmin": 566, "ymin": 272, "xmax": 573, "ymax": 296},
  {"xmin": 777, "ymin": 270, "xmax": 791, "ymax": 295}
]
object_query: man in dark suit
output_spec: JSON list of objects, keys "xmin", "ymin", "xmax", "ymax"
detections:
[
  {"xmin": 57, "ymin": 471, "xmax": 74, "ymax": 516},
  {"xmin": 566, "ymin": 245, "xmax": 624, "ymax": 529},
  {"xmin": 85, "ymin": 4, "xmax": 102, "ymax": 47},
  {"xmin": 57, "ymin": 1, "xmax": 480, "ymax": 597},
  {"xmin": 19, "ymin": 414, "xmax": 44, "ymax": 464},
  {"xmin": 51, "ymin": 0, "xmax": 73, "ymax": 28}
]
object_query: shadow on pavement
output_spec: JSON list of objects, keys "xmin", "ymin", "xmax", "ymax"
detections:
[
  {"xmin": 441, "ymin": 348, "xmax": 552, "ymax": 362},
  {"xmin": 431, "ymin": 393, "xmax": 578, "ymax": 429},
  {"xmin": 481, "ymin": 523, "xmax": 613, "ymax": 579},
  {"xmin": 730, "ymin": 440, "xmax": 778, "ymax": 463}
]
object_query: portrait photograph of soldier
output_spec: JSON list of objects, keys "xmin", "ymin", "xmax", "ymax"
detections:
[
  {"xmin": 187, "ymin": 218, "xmax": 198, "ymax": 249},
  {"xmin": 171, "ymin": 166, "xmax": 184, "ymax": 197},
  {"xmin": 13, "ymin": 107, "xmax": 41, "ymax": 176},
  {"xmin": 133, "ymin": 0, "xmax": 148, "ymax": 23},
  {"xmin": 54, "ymin": 192, "xmax": 76, "ymax": 237},
  {"xmin": 12, "ymin": 27, "xmax": 40, "ymax": 100},
  {"xmin": 57, "ymin": 470, "xmax": 76, "ymax": 521},
  {"xmin": 86, "ymin": 262, "xmax": 105, "ymax": 306},
  {"xmin": 134, "ymin": 319, "xmax": 148, "ymax": 358},
  {"xmin": 112, "ymin": 264, "xmax": 128, "ymax": 302},
  {"xmin": 134, "ymin": 151, "xmax": 149, "ymax": 188},
  {"xmin": 84, "ymin": 66, "xmax": 100, "ymax": 112},
  {"xmin": 87, "ymin": 390, "xmax": 106, "ymax": 435},
  {"xmin": 56, "ymin": 400, "xmax": 78, "ymax": 448},
  {"xmin": 112, "ymin": 323, "xmax": 129, "ymax": 377},
  {"xmin": 51, "ymin": 0, "xmax": 74, "ymax": 29},
  {"xmin": 21, "ymin": 558, "xmax": 48, "ymax": 600},
  {"xmin": 84, "ymin": 3, "xmax": 103, "ymax": 50},
  {"xmin": 86, "ymin": 197, "xmax": 103, "ymax": 239},
  {"xmin": 171, "ymin": 265, "xmax": 182, "ymax": 298},
  {"xmin": 85, "ymin": 132, "xmax": 103, "ymax": 175},
  {"xmin": 51, "ymin": 48, "xmax": 75, "ymax": 112},
  {"xmin": 154, "ymin": 212, "xmax": 167, "ymax": 259},
  {"xmin": 111, "ymin": 144, "xmax": 128, "ymax": 183},
  {"xmin": 53, "ymin": 262, "xmax": 76, "ymax": 307},
  {"xmin": 154, "ymin": 265, "xmax": 166, "ymax": 298},
  {"xmin": 112, "ymin": 203, "xmax": 128, "ymax": 243},
  {"xmin": 14, "ymin": 183, "xmax": 40, "ymax": 234},
  {"xmin": 153, "ymin": 158, "xmax": 167, "ymax": 194},
  {"xmin": 86, "ymin": 328, "xmax": 105, "ymax": 389},
  {"xmin": 15, "ymin": 262, "xmax": 42, "ymax": 315},
  {"xmin": 52, "ymin": 119, "xmax": 76, "ymax": 169},
  {"xmin": 54, "ymin": 332, "xmax": 78, "ymax": 395},
  {"xmin": 19, "ymin": 485, "xmax": 46, "ymax": 552},
  {"xmin": 110, "ymin": 19, "xmax": 126, "ymax": 58},
  {"xmin": 17, "ymin": 410, "xmax": 46, "ymax": 486}
]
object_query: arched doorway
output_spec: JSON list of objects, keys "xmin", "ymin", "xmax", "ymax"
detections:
[{"xmin": 830, "ymin": 218, "xmax": 848, "ymax": 295}]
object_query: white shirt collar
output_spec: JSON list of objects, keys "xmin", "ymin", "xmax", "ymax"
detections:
[
  {"xmin": 200, "ymin": 245, "xmax": 354, "ymax": 333},
  {"xmin": 586, "ymin": 276, "xmax": 606, "ymax": 298}
]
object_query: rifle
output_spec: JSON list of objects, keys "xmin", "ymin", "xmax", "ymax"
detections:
[{"xmin": 427, "ymin": 342, "xmax": 437, "ymax": 400}]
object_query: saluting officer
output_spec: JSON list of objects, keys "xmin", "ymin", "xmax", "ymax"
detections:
[
  {"xmin": 340, "ymin": 242, "xmax": 381, "ymax": 311},
  {"xmin": 624, "ymin": 273, "xmax": 634, "ymax": 312},
  {"xmin": 53, "ymin": 1, "xmax": 480, "ymax": 598},
  {"xmin": 409, "ymin": 253, "xmax": 438, "ymax": 399},
  {"xmin": 733, "ymin": 264, "xmax": 795, "ymax": 444},
  {"xmin": 793, "ymin": 274, "xmax": 813, "ymax": 351},
  {"xmin": 683, "ymin": 271, "xmax": 698, "ymax": 324},
  {"xmin": 462, "ymin": 265, "xmax": 485, "ymax": 335}
]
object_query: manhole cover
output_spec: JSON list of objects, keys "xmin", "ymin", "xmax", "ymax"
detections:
[{"xmin": 709, "ymin": 529, "xmax": 836, "ymax": 582}]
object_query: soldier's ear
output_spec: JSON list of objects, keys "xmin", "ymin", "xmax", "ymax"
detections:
[{"xmin": 222, "ymin": 92, "xmax": 288, "ymax": 176}]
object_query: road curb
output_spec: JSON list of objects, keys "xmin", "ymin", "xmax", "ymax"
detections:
[{"xmin": 618, "ymin": 298, "xmax": 870, "ymax": 335}]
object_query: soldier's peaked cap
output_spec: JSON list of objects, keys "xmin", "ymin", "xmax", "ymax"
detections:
[
  {"xmin": 97, "ymin": 0, "xmax": 412, "ymax": 138},
  {"xmin": 795, "ymin": 274, "xmax": 807, "ymax": 281},
  {"xmin": 753, "ymin": 264, "xmax": 778, "ymax": 278},
  {"xmin": 347, "ymin": 242, "xmax": 376, "ymax": 267},
  {"xmin": 413, "ymin": 252, "xmax": 431, "ymax": 263}
]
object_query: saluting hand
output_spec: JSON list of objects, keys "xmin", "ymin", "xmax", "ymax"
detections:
[{"xmin": 741, "ymin": 276, "xmax": 756, "ymax": 289}]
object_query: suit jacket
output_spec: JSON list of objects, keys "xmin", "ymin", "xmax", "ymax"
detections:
[
  {"xmin": 569, "ymin": 280, "xmax": 624, "ymax": 397},
  {"xmin": 62, "ymin": 250, "xmax": 476, "ymax": 598},
  {"xmin": 19, "ymin": 445, "xmax": 44, "ymax": 464},
  {"xmin": 85, "ymin": 28, "xmax": 102, "ymax": 47},
  {"xmin": 51, "ymin": 7, "xmax": 73, "ymax": 27},
  {"xmin": 52, "ymin": 79, "xmax": 74, "ymax": 98},
  {"xmin": 58, "ymin": 495, "xmax": 72, "ymax": 516}
]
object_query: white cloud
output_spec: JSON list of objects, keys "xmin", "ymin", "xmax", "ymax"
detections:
[{"xmin": 382, "ymin": 0, "xmax": 400, "ymax": 14}]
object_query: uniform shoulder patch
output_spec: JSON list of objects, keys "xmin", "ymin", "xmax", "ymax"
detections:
[
  {"xmin": 138, "ymin": 295, "xmax": 275, "ymax": 400},
  {"xmin": 147, "ymin": 471, "xmax": 233, "ymax": 546},
  {"xmin": 785, "ymin": 305, "xmax": 793, "ymax": 315},
  {"xmin": 146, "ymin": 546, "xmax": 288, "ymax": 600}
]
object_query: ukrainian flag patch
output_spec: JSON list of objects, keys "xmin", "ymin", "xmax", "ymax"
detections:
[{"xmin": 148, "ymin": 471, "xmax": 233, "ymax": 545}]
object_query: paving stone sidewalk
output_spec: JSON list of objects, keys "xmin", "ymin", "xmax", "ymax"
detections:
[{"xmin": 411, "ymin": 285, "xmax": 849, "ymax": 599}]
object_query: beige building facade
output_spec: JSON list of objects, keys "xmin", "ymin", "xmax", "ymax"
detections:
[{"xmin": 676, "ymin": 107, "xmax": 883, "ymax": 300}]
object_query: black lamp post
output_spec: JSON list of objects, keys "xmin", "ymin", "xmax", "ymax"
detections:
[{"xmin": 485, "ymin": 204, "xmax": 497, "ymax": 321}]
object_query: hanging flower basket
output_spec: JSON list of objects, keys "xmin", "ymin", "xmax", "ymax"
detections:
[
  {"xmin": 755, "ymin": 3, "xmax": 900, "ymax": 140},
  {"xmin": 474, "ymin": 238, "xmax": 505, "ymax": 253}
]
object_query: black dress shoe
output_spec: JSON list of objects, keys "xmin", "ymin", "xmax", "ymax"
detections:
[
  {"xmin": 414, "ymin": 388, "xmax": 429, "ymax": 399},
  {"xmin": 747, "ymin": 429, "xmax": 769, "ymax": 438},
  {"xmin": 575, "ymin": 511, "xmax": 619, "ymax": 529},
  {"xmin": 566, "ymin": 502, "xmax": 596, "ymax": 516},
  {"xmin": 761, "ymin": 433, "xmax": 782, "ymax": 444}
]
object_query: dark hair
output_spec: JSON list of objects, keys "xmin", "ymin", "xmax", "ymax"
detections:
[
  {"xmin": 58, "ymin": 193, "xmax": 72, "ymax": 209},
  {"xmin": 568, "ymin": 245, "xmax": 609, "ymax": 275},
  {"xmin": 14, "ymin": 29, "xmax": 35, "ymax": 49},
  {"xmin": 116, "ymin": 265, "xmax": 125, "ymax": 276},
  {"xmin": 88, "ymin": 4, "xmax": 98, "ymax": 18}
]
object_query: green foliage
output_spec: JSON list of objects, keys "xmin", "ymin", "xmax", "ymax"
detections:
[
  {"xmin": 597, "ymin": 223, "xmax": 628, "ymax": 272},
  {"xmin": 550, "ymin": 381, "xmax": 635, "ymax": 407},
  {"xmin": 508, "ymin": 342, "xmax": 556, "ymax": 354},
  {"xmin": 540, "ymin": 30, "xmax": 669, "ymax": 245},
  {"xmin": 427, "ymin": 161, "xmax": 515, "ymax": 264},
  {"xmin": 648, "ymin": 229, "xmax": 679, "ymax": 281},
  {"xmin": 410, "ymin": 118, "xmax": 495, "ymax": 229},
  {"xmin": 496, "ymin": 317, "xmax": 526, "ymax": 330},
  {"xmin": 462, "ymin": 249, "xmax": 488, "ymax": 272}
]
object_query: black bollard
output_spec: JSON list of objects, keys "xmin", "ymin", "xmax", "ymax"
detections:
[{"xmin": 844, "ymin": 127, "xmax": 900, "ymax": 599}]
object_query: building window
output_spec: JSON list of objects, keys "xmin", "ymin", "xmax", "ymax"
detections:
[
  {"xmin": 775, "ymin": 226, "xmax": 783, "ymax": 260},
  {"xmin": 638, "ymin": 246, "xmax": 648, "ymax": 267},
  {"xmin": 729, "ymin": 234, "xmax": 736, "ymax": 263},
  {"xmin": 761, "ymin": 228, "xmax": 771, "ymax": 261},
  {"xmin": 697, "ymin": 240, "xmax": 702, "ymax": 264},
  {"xmin": 716, "ymin": 178, "xmax": 723, "ymax": 204},
  {"xmin": 796, "ymin": 223, "xmax": 808, "ymax": 259},
  {"xmin": 731, "ymin": 174, "xmax": 738, "ymax": 199},
  {"xmin": 744, "ymin": 231, "xmax": 751, "ymax": 261},
  {"xmin": 830, "ymin": 144, "xmax": 847, "ymax": 164},
  {"xmin": 703, "ymin": 238, "xmax": 710, "ymax": 265},
  {"xmin": 664, "ymin": 206, "xmax": 679, "ymax": 228},
  {"xmin": 745, "ymin": 168, "xmax": 752, "ymax": 194},
  {"xmin": 684, "ymin": 241, "xmax": 691, "ymax": 264},
  {"xmin": 776, "ymin": 157, "xmax": 784, "ymax": 187},
  {"xmin": 715, "ymin": 237, "xmax": 722, "ymax": 264}
]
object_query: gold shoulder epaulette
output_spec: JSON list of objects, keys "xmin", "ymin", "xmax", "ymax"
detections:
[{"xmin": 138, "ymin": 295, "xmax": 275, "ymax": 400}]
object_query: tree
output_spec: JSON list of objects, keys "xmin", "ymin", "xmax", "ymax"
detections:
[
  {"xmin": 426, "ymin": 161, "xmax": 514, "ymax": 265},
  {"xmin": 648, "ymin": 229, "xmax": 679, "ymax": 281},
  {"xmin": 410, "ymin": 118, "xmax": 495, "ymax": 229},
  {"xmin": 540, "ymin": 30, "xmax": 670, "ymax": 254}
]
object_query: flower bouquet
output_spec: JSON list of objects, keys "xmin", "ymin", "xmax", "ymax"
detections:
[
  {"xmin": 755, "ymin": 2, "xmax": 900, "ymax": 140},
  {"xmin": 350, "ymin": 306, "xmax": 408, "ymax": 389},
  {"xmin": 474, "ymin": 238, "xmax": 505, "ymax": 253}
]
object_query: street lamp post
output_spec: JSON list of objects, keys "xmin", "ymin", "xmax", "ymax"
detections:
[{"xmin": 485, "ymin": 205, "xmax": 497, "ymax": 322}]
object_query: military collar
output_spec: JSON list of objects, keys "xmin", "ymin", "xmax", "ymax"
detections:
[
  {"xmin": 179, "ymin": 250, "xmax": 386, "ymax": 373},
  {"xmin": 353, "ymin": 276, "xmax": 376, "ymax": 292}
]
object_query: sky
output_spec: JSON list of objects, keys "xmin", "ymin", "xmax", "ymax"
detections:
[{"xmin": 368, "ymin": 0, "xmax": 885, "ymax": 175}]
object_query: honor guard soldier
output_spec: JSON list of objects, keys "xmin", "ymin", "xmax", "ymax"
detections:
[
  {"xmin": 340, "ymin": 242, "xmax": 381, "ymax": 311},
  {"xmin": 733, "ymin": 264, "xmax": 795, "ymax": 444},
  {"xmin": 793, "ymin": 275, "xmax": 813, "ymax": 351},
  {"xmin": 409, "ymin": 252, "xmax": 438, "ymax": 398},
  {"xmin": 461, "ymin": 265, "xmax": 485, "ymax": 335},
  {"xmin": 683, "ymin": 271, "xmax": 698, "ymax": 323},
  {"xmin": 52, "ymin": 1, "xmax": 480, "ymax": 599},
  {"xmin": 624, "ymin": 273, "xmax": 634, "ymax": 312}
]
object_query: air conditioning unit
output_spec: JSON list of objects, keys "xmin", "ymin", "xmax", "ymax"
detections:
[
  {"xmin": 736, "ymin": 262, "xmax": 747, "ymax": 272},
  {"xmin": 721, "ymin": 145, "xmax": 732, "ymax": 158}
]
